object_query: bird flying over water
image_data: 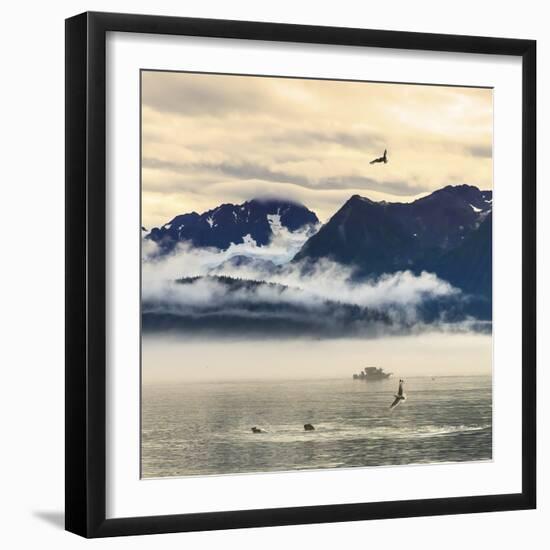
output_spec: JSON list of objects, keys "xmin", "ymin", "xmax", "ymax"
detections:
[
  {"xmin": 389, "ymin": 379, "xmax": 406, "ymax": 410},
  {"xmin": 370, "ymin": 149, "xmax": 388, "ymax": 164}
]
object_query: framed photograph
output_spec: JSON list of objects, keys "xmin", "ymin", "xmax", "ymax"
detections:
[{"xmin": 65, "ymin": 11, "xmax": 536, "ymax": 538}]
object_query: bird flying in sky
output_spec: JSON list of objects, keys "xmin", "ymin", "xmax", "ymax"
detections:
[{"xmin": 370, "ymin": 149, "xmax": 388, "ymax": 165}]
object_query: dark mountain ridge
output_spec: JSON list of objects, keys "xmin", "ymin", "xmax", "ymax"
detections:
[
  {"xmin": 144, "ymin": 185, "xmax": 493, "ymax": 320},
  {"xmin": 147, "ymin": 198, "xmax": 318, "ymax": 253},
  {"xmin": 293, "ymin": 184, "xmax": 492, "ymax": 306}
]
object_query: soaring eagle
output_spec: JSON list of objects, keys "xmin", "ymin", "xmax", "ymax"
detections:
[{"xmin": 370, "ymin": 149, "xmax": 388, "ymax": 165}]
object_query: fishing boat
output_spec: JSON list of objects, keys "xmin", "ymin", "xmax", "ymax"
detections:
[{"xmin": 352, "ymin": 367, "xmax": 392, "ymax": 380}]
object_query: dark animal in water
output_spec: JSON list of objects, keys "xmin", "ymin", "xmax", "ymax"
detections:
[
  {"xmin": 370, "ymin": 149, "xmax": 388, "ymax": 165},
  {"xmin": 251, "ymin": 426, "xmax": 266, "ymax": 433},
  {"xmin": 304, "ymin": 423, "xmax": 315, "ymax": 431}
]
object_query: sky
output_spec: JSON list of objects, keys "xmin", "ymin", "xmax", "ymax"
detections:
[{"xmin": 141, "ymin": 71, "xmax": 493, "ymax": 228}]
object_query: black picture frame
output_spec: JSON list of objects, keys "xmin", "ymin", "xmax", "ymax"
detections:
[{"xmin": 65, "ymin": 11, "xmax": 536, "ymax": 538}]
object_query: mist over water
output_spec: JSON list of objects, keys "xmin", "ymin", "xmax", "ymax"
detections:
[
  {"xmin": 142, "ymin": 376, "xmax": 492, "ymax": 478},
  {"xmin": 142, "ymin": 334, "xmax": 492, "ymax": 478},
  {"xmin": 142, "ymin": 332, "xmax": 492, "ymax": 383}
]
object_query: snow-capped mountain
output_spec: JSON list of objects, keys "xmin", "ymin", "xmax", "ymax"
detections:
[
  {"xmin": 147, "ymin": 198, "xmax": 319, "ymax": 252},
  {"xmin": 294, "ymin": 184, "xmax": 492, "ymax": 294},
  {"xmin": 142, "ymin": 185, "xmax": 494, "ymax": 335}
]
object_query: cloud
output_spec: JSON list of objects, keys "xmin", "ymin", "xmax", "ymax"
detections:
[
  {"xmin": 143, "ymin": 157, "xmax": 309, "ymax": 187},
  {"xmin": 142, "ymin": 71, "xmax": 326, "ymax": 120},
  {"xmin": 264, "ymin": 129, "xmax": 385, "ymax": 151},
  {"xmin": 142, "ymin": 71, "xmax": 278, "ymax": 116},
  {"xmin": 143, "ymin": 216, "xmax": 318, "ymax": 266},
  {"xmin": 143, "ymin": 157, "xmax": 428, "ymax": 198},
  {"xmin": 468, "ymin": 145, "xmax": 493, "ymax": 158},
  {"xmin": 141, "ymin": 72, "xmax": 493, "ymax": 228},
  {"xmin": 142, "ymin": 230, "xmax": 469, "ymax": 338},
  {"xmin": 319, "ymin": 176, "xmax": 427, "ymax": 196}
]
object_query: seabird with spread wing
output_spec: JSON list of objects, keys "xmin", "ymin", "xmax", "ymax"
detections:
[
  {"xmin": 370, "ymin": 149, "xmax": 388, "ymax": 165},
  {"xmin": 389, "ymin": 379, "xmax": 406, "ymax": 410}
]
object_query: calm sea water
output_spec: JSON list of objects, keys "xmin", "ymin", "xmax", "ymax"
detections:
[{"xmin": 141, "ymin": 376, "xmax": 492, "ymax": 478}]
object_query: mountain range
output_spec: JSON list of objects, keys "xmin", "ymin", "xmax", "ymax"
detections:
[
  {"xmin": 147, "ymin": 198, "xmax": 318, "ymax": 252},
  {"xmin": 294, "ymin": 184, "xmax": 492, "ymax": 303},
  {"xmin": 145, "ymin": 184, "xmax": 492, "ymax": 318}
]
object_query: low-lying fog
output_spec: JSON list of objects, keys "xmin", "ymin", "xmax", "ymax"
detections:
[{"xmin": 142, "ymin": 332, "xmax": 492, "ymax": 384}]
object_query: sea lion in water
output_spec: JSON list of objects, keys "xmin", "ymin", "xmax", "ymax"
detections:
[
  {"xmin": 251, "ymin": 426, "xmax": 266, "ymax": 433},
  {"xmin": 304, "ymin": 423, "xmax": 315, "ymax": 431}
]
